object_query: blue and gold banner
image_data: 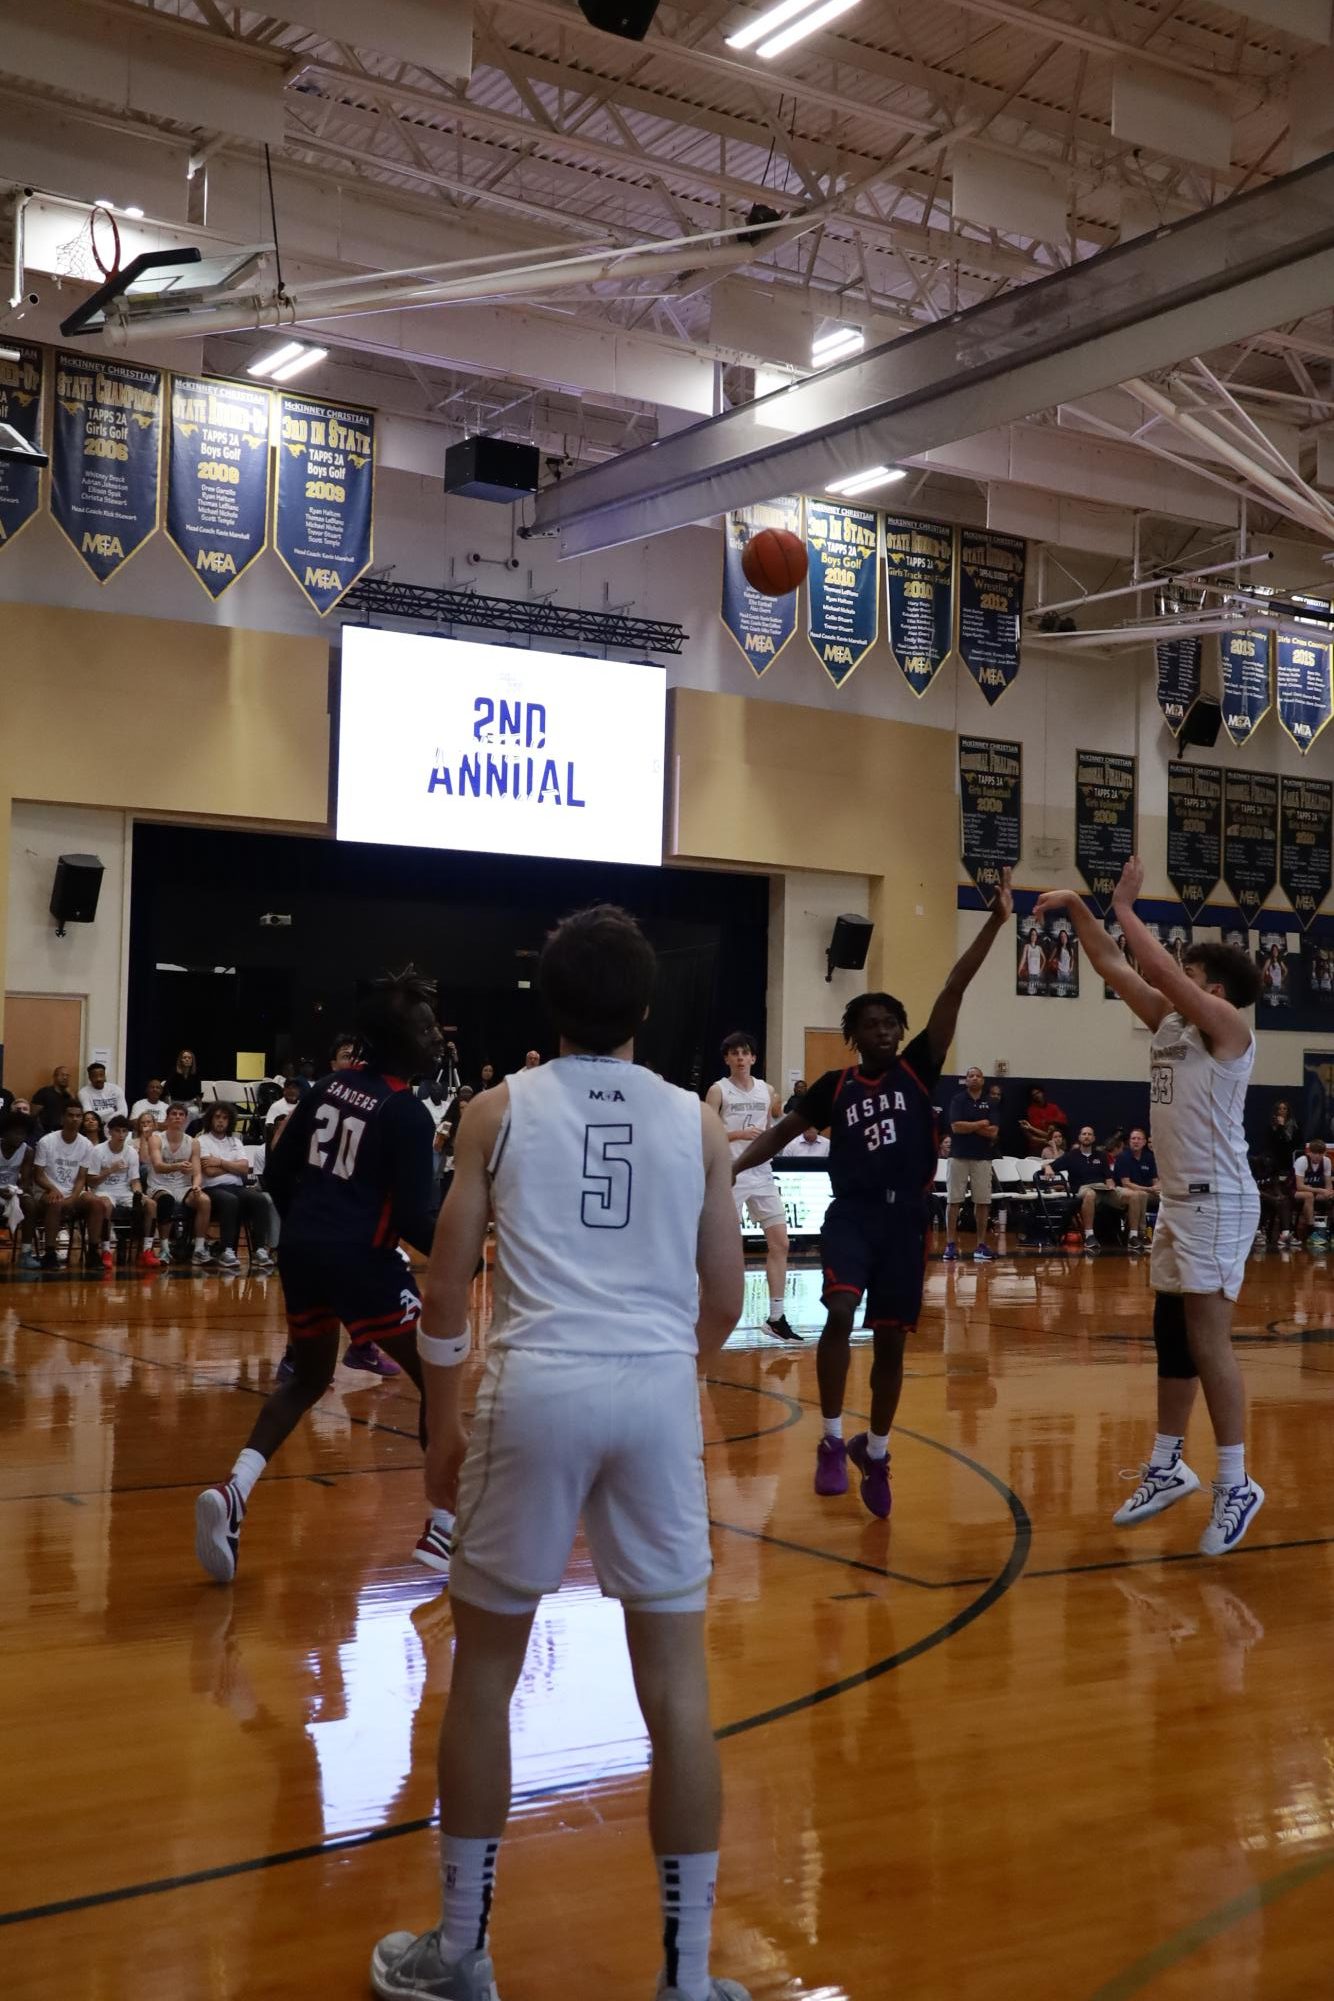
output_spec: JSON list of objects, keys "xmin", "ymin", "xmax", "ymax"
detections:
[
  {"xmin": 1280, "ymin": 775, "xmax": 1332, "ymax": 931},
  {"xmin": 804, "ymin": 499, "xmax": 878, "ymax": 687},
  {"xmin": 0, "ymin": 340, "xmax": 43, "ymax": 555},
  {"xmin": 1276, "ymin": 630, "xmax": 1334, "ymax": 754},
  {"xmin": 1155, "ymin": 636, "xmax": 1201, "ymax": 736},
  {"xmin": 958, "ymin": 529, "xmax": 1023, "ymax": 704},
  {"xmin": 274, "ymin": 393, "xmax": 374, "ymax": 615},
  {"xmin": 884, "ymin": 514, "xmax": 954, "ymax": 698},
  {"xmin": 50, "ymin": 352, "xmax": 162, "ymax": 583},
  {"xmin": 958, "ymin": 735, "xmax": 1022, "ymax": 898},
  {"xmin": 167, "ymin": 374, "xmax": 270, "ymax": 598},
  {"xmin": 1166, "ymin": 760, "xmax": 1221, "ymax": 922},
  {"xmin": 1223, "ymin": 768, "xmax": 1279, "ymax": 926},
  {"xmin": 720, "ymin": 495, "xmax": 802, "ymax": 676},
  {"xmin": 1075, "ymin": 749, "xmax": 1136, "ymax": 917},
  {"xmin": 1219, "ymin": 629, "xmax": 1271, "ymax": 747}
]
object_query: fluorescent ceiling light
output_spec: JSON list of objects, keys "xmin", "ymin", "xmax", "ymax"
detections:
[
  {"xmin": 92, "ymin": 197, "xmax": 115, "ymax": 209},
  {"xmin": 811, "ymin": 325, "xmax": 864, "ymax": 365},
  {"xmin": 270, "ymin": 344, "xmax": 328, "ymax": 383},
  {"xmin": 827, "ymin": 465, "xmax": 905, "ymax": 497},
  {"xmin": 123, "ymin": 205, "xmax": 145, "ymax": 220},
  {"xmin": 757, "ymin": 0, "xmax": 859, "ymax": 58},
  {"xmin": 247, "ymin": 341, "xmax": 307, "ymax": 379},
  {"xmin": 725, "ymin": 0, "xmax": 820, "ymax": 52}
]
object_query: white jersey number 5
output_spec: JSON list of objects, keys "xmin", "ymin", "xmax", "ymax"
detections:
[{"xmin": 582, "ymin": 1122, "xmax": 633, "ymax": 1229}]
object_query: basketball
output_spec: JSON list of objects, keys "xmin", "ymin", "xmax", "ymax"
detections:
[{"xmin": 741, "ymin": 526, "xmax": 807, "ymax": 597}]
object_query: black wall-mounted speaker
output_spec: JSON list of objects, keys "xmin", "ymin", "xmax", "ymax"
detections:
[
  {"xmin": 576, "ymin": 0, "xmax": 661, "ymax": 38},
  {"xmin": 1178, "ymin": 698, "xmax": 1222, "ymax": 750},
  {"xmin": 50, "ymin": 853, "xmax": 104, "ymax": 931},
  {"xmin": 443, "ymin": 434, "xmax": 542, "ymax": 504},
  {"xmin": 826, "ymin": 912, "xmax": 874, "ymax": 982}
]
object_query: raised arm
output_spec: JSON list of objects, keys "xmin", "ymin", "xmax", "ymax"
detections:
[
  {"xmin": 1033, "ymin": 882, "xmax": 1169, "ymax": 1032},
  {"xmin": 924, "ymin": 868, "xmax": 1014, "ymax": 1064},
  {"xmin": 1110, "ymin": 857, "xmax": 1249, "ymax": 1056},
  {"xmin": 695, "ymin": 1108, "xmax": 746, "ymax": 1358}
]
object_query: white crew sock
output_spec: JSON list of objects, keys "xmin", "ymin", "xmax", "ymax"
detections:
[
  {"xmin": 194, "ymin": 1234, "xmax": 207, "ymax": 1250},
  {"xmin": 1149, "ymin": 1432, "xmax": 1183, "ymax": 1471},
  {"xmin": 657, "ymin": 1851, "xmax": 718, "ymax": 2001},
  {"xmin": 866, "ymin": 1429, "xmax": 890, "ymax": 1462},
  {"xmin": 143, "ymin": 1234, "xmax": 154, "ymax": 1250},
  {"xmin": 1216, "ymin": 1443, "xmax": 1246, "ymax": 1489},
  {"xmin": 229, "ymin": 1447, "xmax": 266, "ymax": 1502},
  {"xmin": 437, "ymin": 1833, "xmax": 500, "ymax": 1964},
  {"xmin": 823, "ymin": 1414, "xmax": 843, "ymax": 1440},
  {"xmin": 768, "ymin": 1297, "xmax": 784, "ymax": 1321},
  {"xmin": 1084, "ymin": 1229, "xmax": 1096, "ymax": 1243},
  {"xmin": 430, "ymin": 1506, "xmax": 456, "ymax": 1536}
]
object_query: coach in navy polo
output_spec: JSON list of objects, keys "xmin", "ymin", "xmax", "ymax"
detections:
[{"xmin": 945, "ymin": 1065, "xmax": 998, "ymax": 1263}]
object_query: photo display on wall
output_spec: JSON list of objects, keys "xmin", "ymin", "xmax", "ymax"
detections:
[
  {"xmin": 1103, "ymin": 915, "xmax": 1192, "ymax": 1000},
  {"xmin": 1016, "ymin": 913, "xmax": 1079, "ymax": 1000}
]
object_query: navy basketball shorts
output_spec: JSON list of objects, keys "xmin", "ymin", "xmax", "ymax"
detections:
[
  {"xmin": 820, "ymin": 1194, "xmax": 928, "ymax": 1331},
  {"xmin": 278, "ymin": 1245, "xmax": 422, "ymax": 1348}
]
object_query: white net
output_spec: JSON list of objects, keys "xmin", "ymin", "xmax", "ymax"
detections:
[{"xmin": 51, "ymin": 207, "xmax": 121, "ymax": 285}]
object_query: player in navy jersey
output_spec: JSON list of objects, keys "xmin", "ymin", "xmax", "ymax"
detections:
[
  {"xmin": 733, "ymin": 871, "xmax": 1011, "ymax": 1518},
  {"xmin": 194, "ymin": 967, "xmax": 451, "ymax": 1585}
]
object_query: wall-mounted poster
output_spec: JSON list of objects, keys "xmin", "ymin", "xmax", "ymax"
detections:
[
  {"xmin": 719, "ymin": 495, "xmax": 802, "ymax": 675},
  {"xmin": 50, "ymin": 351, "xmax": 162, "ymax": 582},
  {"xmin": 884, "ymin": 514, "xmax": 954, "ymax": 697},
  {"xmin": 0, "ymin": 340, "xmax": 43, "ymax": 554},
  {"xmin": 958, "ymin": 529, "xmax": 1023, "ymax": 704},
  {"xmin": 804, "ymin": 498, "xmax": 878, "ymax": 687},
  {"xmin": 1102, "ymin": 915, "xmax": 1192, "ymax": 999},
  {"xmin": 1256, "ymin": 925, "xmax": 1296, "ymax": 1016},
  {"xmin": 1016, "ymin": 913, "xmax": 1079, "ymax": 999}
]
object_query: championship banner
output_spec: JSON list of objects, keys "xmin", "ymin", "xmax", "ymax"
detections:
[
  {"xmin": 884, "ymin": 514, "xmax": 954, "ymax": 698},
  {"xmin": 719, "ymin": 495, "xmax": 802, "ymax": 676},
  {"xmin": 1074, "ymin": 749, "xmax": 1135, "ymax": 917},
  {"xmin": 804, "ymin": 499, "xmax": 878, "ymax": 687},
  {"xmin": 167, "ymin": 374, "xmax": 271, "ymax": 598},
  {"xmin": 1218, "ymin": 629, "xmax": 1271, "ymax": 747},
  {"xmin": 1222, "ymin": 768, "xmax": 1279, "ymax": 926},
  {"xmin": 958, "ymin": 529, "xmax": 1024, "ymax": 705},
  {"xmin": 1275, "ymin": 630, "xmax": 1334, "ymax": 754},
  {"xmin": 1166, "ymin": 760, "xmax": 1221, "ymax": 922},
  {"xmin": 0, "ymin": 340, "xmax": 44, "ymax": 554},
  {"xmin": 1155, "ymin": 636, "xmax": 1201, "ymax": 737},
  {"xmin": 1280, "ymin": 775, "xmax": 1333, "ymax": 930},
  {"xmin": 958, "ymin": 735, "xmax": 1022, "ymax": 898},
  {"xmin": 50, "ymin": 352, "xmax": 162, "ymax": 583},
  {"xmin": 274, "ymin": 393, "xmax": 375, "ymax": 615}
]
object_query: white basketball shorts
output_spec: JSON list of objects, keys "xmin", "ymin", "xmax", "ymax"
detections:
[
  {"xmin": 1149, "ymin": 1190, "xmax": 1259, "ymax": 1303},
  {"xmin": 733, "ymin": 1168, "xmax": 786, "ymax": 1231},
  {"xmin": 451, "ymin": 1347, "xmax": 711, "ymax": 1617}
]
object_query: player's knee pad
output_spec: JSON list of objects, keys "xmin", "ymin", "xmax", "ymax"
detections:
[{"xmin": 1153, "ymin": 1291, "xmax": 1196, "ymax": 1379}]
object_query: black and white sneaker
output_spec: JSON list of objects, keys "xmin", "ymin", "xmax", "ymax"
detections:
[
  {"xmin": 195, "ymin": 1480, "xmax": 247, "ymax": 1584},
  {"xmin": 1112, "ymin": 1458, "xmax": 1200, "ymax": 1527},
  {"xmin": 765, "ymin": 1314, "xmax": 802, "ymax": 1342}
]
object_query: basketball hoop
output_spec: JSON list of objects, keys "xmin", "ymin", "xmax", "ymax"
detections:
[{"xmin": 52, "ymin": 204, "xmax": 122, "ymax": 287}]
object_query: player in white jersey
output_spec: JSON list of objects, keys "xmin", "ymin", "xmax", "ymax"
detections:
[
  {"xmin": 1036, "ymin": 858, "xmax": 1265, "ymax": 1556},
  {"xmin": 370, "ymin": 905, "xmax": 746, "ymax": 2001},
  {"xmin": 705, "ymin": 1033, "xmax": 797, "ymax": 1340}
]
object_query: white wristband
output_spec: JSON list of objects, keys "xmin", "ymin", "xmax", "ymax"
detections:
[{"xmin": 417, "ymin": 1327, "xmax": 471, "ymax": 1369}]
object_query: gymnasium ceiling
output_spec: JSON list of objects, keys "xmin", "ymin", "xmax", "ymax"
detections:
[{"xmin": 7, "ymin": 0, "xmax": 1334, "ymax": 577}]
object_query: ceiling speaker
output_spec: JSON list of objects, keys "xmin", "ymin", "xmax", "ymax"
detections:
[
  {"xmin": 576, "ymin": 0, "xmax": 661, "ymax": 38},
  {"xmin": 826, "ymin": 913, "xmax": 874, "ymax": 982},
  {"xmin": 1177, "ymin": 698, "xmax": 1222, "ymax": 750},
  {"xmin": 50, "ymin": 853, "xmax": 104, "ymax": 935}
]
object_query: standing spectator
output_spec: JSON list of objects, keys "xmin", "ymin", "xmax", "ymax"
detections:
[
  {"xmin": 1269, "ymin": 1098, "xmax": 1299, "ymax": 1157},
  {"xmin": 86, "ymin": 1114, "xmax": 153, "ymax": 1268},
  {"xmin": 779, "ymin": 1124, "xmax": 829, "ymax": 1159},
  {"xmin": 1109, "ymin": 1126, "xmax": 1160, "ymax": 1250},
  {"xmin": 146, "ymin": 1103, "xmax": 212, "ymax": 1263},
  {"xmin": 783, "ymin": 1080, "xmax": 807, "ymax": 1115},
  {"xmin": 1293, "ymin": 1138, "xmax": 1333, "ymax": 1243},
  {"xmin": 32, "ymin": 1065, "xmax": 77, "ymax": 1134},
  {"xmin": 166, "ymin": 1049, "xmax": 204, "ymax": 1106},
  {"xmin": 945, "ymin": 1065, "xmax": 998, "ymax": 1263},
  {"xmin": 522, "ymin": 1049, "xmax": 542, "ymax": 1070},
  {"xmin": 79, "ymin": 1061, "xmax": 127, "ymax": 1126},
  {"xmin": 131, "ymin": 1078, "xmax": 171, "ymax": 1126},
  {"xmin": 198, "ymin": 1104, "xmax": 275, "ymax": 1269},
  {"xmin": 1043, "ymin": 1124, "xmax": 1114, "ymax": 1253},
  {"xmin": 266, "ymin": 1078, "xmax": 304, "ymax": 1128},
  {"xmin": 1019, "ymin": 1084, "xmax": 1069, "ymax": 1154},
  {"xmin": 477, "ymin": 1062, "xmax": 496, "ymax": 1092},
  {"xmin": 31, "ymin": 1101, "xmax": 105, "ymax": 1270}
]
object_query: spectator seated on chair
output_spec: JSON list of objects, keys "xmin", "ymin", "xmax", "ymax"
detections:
[
  {"xmin": 32, "ymin": 1065, "xmax": 78, "ymax": 1135},
  {"xmin": 80, "ymin": 1109, "xmax": 105, "ymax": 1148},
  {"xmin": 1019, "ymin": 1085, "xmax": 1069, "ymax": 1155},
  {"xmin": 198, "ymin": 1103, "xmax": 275, "ymax": 1270},
  {"xmin": 0, "ymin": 1113, "xmax": 38, "ymax": 1263},
  {"xmin": 31, "ymin": 1100, "xmax": 107, "ymax": 1270},
  {"xmin": 131, "ymin": 1078, "xmax": 170, "ymax": 1127},
  {"xmin": 1039, "ymin": 1126, "xmax": 1068, "ymax": 1162},
  {"xmin": 1293, "ymin": 1138, "xmax": 1332, "ymax": 1244},
  {"xmin": 1107, "ymin": 1127, "xmax": 1160, "ymax": 1249},
  {"xmin": 86, "ymin": 1115, "xmax": 155, "ymax": 1268},
  {"xmin": 146, "ymin": 1103, "xmax": 212, "ymax": 1264},
  {"xmin": 779, "ymin": 1124, "xmax": 829, "ymax": 1159},
  {"xmin": 265, "ymin": 1077, "xmax": 304, "ymax": 1129},
  {"xmin": 79, "ymin": 1062, "xmax": 127, "ymax": 1127},
  {"xmin": 165, "ymin": 1049, "xmax": 204, "ymax": 1108},
  {"xmin": 1041, "ymin": 1124, "xmax": 1114, "ymax": 1253}
]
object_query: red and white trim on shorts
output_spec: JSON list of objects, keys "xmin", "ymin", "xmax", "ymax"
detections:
[
  {"xmin": 345, "ymin": 1306, "xmax": 420, "ymax": 1348},
  {"xmin": 286, "ymin": 1307, "xmax": 340, "ymax": 1342},
  {"xmin": 868, "ymin": 1316, "xmax": 916, "ymax": 1334}
]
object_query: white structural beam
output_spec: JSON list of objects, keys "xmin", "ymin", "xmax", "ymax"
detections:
[
  {"xmin": 1234, "ymin": 1, "xmax": 1330, "ymax": 42},
  {"xmin": 913, "ymin": 422, "xmax": 1239, "ymax": 531},
  {"xmin": 262, "ymin": 0, "xmax": 472, "ymax": 79}
]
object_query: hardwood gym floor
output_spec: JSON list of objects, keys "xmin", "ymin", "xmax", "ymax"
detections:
[{"xmin": 1, "ymin": 1246, "xmax": 1331, "ymax": 2000}]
